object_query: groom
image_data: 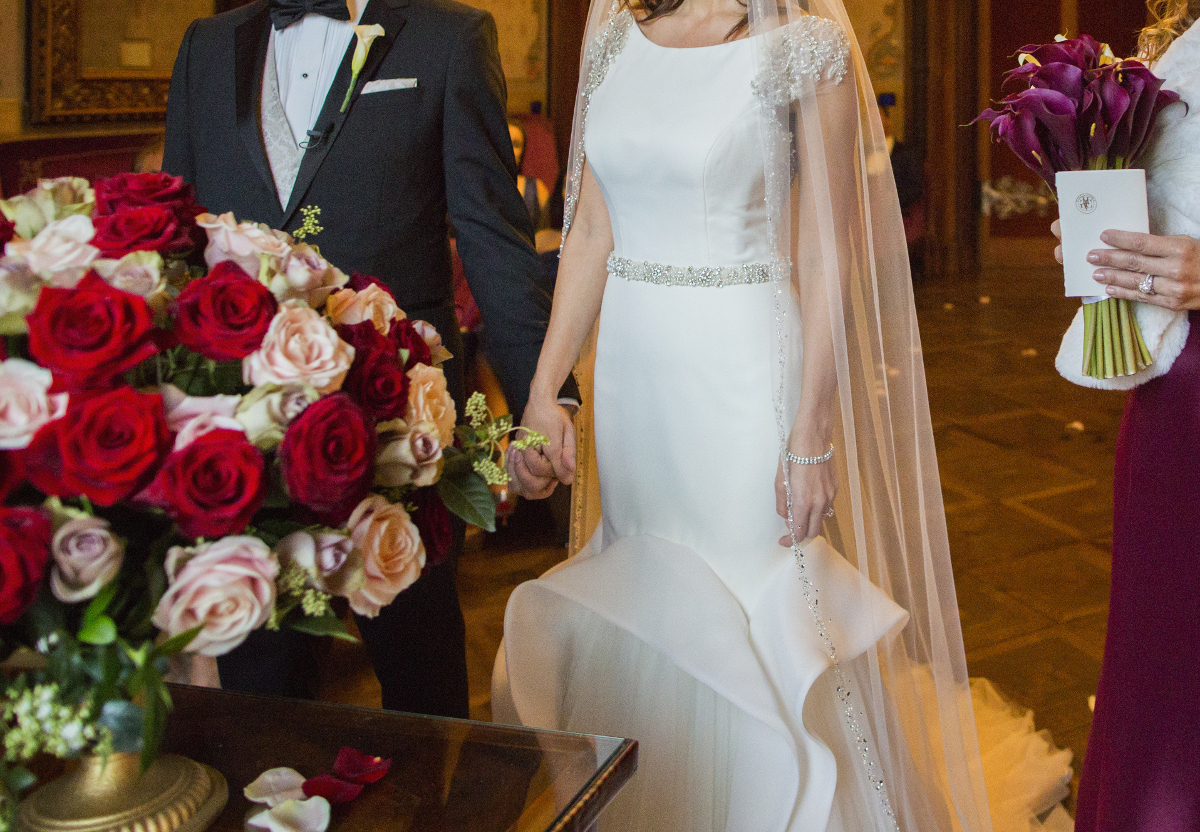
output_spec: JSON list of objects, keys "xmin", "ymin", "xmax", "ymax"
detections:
[{"xmin": 163, "ymin": 0, "xmax": 575, "ymax": 717}]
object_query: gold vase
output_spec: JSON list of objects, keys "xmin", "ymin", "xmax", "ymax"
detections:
[{"xmin": 18, "ymin": 752, "xmax": 227, "ymax": 832}]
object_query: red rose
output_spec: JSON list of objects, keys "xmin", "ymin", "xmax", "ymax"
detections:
[
  {"xmin": 143, "ymin": 429, "xmax": 265, "ymax": 539},
  {"xmin": 391, "ymin": 318, "xmax": 432, "ymax": 370},
  {"xmin": 347, "ymin": 273, "xmax": 395, "ymax": 300},
  {"xmin": 337, "ymin": 322, "xmax": 409, "ymax": 421},
  {"xmin": 412, "ymin": 487, "xmax": 453, "ymax": 566},
  {"xmin": 93, "ymin": 172, "xmax": 200, "ymax": 220},
  {"xmin": 280, "ymin": 394, "xmax": 376, "ymax": 524},
  {"xmin": 0, "ymin": 507, "xmax": 51, "ymax": 624},
  {"xmin": 0, "ymin": 216, "xmax": 14, "ymax": 247},
  {"xmin": 26, "ymin": 388, "xmax": 172, "ymax": 505},
  {"xmin": 0, "ymin": 452, "xmax": 23, "ymax": 502},
  {"xmin": 92, "ymin": 205, "xmax": 192, "ymax": 258},
  {"xmin": 26, "ymin": 272, "xmax": 158, "ymax": 390},
  {"xmin": 174, "ymin": 262, "xmax": 278, "ymax": 361}
]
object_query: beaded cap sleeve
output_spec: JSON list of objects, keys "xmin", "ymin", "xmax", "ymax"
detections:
[{"xmin": 751, "ymin": 16, "xmax": 851, "ymax": 104}]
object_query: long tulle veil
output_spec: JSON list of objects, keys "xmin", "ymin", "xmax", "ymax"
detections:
[{"xmin": 562, "ymin": 1, "xmax": 993, "ymax": 830}]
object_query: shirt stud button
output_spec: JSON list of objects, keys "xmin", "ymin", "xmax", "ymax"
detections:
[{"xmin": 302, "ymin": 73, "xmax": 309, "ymax": 78}]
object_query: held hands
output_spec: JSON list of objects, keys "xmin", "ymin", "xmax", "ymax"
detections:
[
  {"xmin": 506, "ymin": 398, "xmax": 576, "ymax": 499},
  {"xmin": 775, "ymin": 438, "xmax": 838, "ymax": 546},
  {"xmin": 1052, "ymin": 219, "xmax": 1200, "ymax": 311}
]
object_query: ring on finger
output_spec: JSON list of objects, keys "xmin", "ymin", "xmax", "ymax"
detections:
[
  {"xmin": 825, "ymin": 507, "xmax": 835, "ymax": 517},
  {"xmin": 1139, "ymin": 274, "xmax": 1157, "ymax": 295}
]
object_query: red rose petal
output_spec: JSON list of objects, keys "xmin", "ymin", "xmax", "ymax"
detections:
[
  {"xmin": 301, "ymin": 774, "xmax": 363, "ymax": 804},
  {"xmin": 332, "ymin": 747, "xmax": 392, "ymax": 784}
]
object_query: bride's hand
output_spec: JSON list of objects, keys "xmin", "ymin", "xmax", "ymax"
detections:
[
  {"xmin": 508, "ymin": 397, "xmax": 576, "ymax": 499},
  {"xmin": 775, "ymin": 447, "xmax": 838, "ymax": 546}
]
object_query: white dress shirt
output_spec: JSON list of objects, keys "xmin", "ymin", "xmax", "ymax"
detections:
[{"xmin": 272, "ymin": 1, "xmax": 363, "ymax": 146}]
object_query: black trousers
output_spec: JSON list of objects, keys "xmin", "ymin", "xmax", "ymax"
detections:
[{"xmin": 215, "ymin": 553, "xmax": 470, "ymax": 719}]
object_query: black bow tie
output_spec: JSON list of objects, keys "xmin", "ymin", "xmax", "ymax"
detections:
[{"xmin": 269, "ymin": 0, "xmax": 352, "ymax": 30}]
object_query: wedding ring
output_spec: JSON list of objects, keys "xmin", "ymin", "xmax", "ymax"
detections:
[
  {"xmin": 825, "ymin": 508, "xmax": 835, "ymax": 517},
  {"xmin": 1139, "ymin": 275, "xmax": 1157, "ymax": 295}
]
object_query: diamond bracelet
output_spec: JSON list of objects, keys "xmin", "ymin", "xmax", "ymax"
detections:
[{"xmin": 784, "ymin": 444, "xmax": 835, "ymax": 465}]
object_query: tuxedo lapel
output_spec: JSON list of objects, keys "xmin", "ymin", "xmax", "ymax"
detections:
[
  {"xmin": 281, "ymin": 0, "xmax": 408, "ymax": 225},
  {"xmin": 233, "ymin": 2, "xmax": 277, "ymax": 215}
]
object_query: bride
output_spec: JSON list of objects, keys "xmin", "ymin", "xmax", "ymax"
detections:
[{"xmin": 495, "ymin": 0, "xmax": 1065, "ymax": 830}]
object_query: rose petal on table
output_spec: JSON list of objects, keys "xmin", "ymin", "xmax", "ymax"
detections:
[
  {"xmin": 332, "ymin": 747, "xmax": 392, "ymax": 784},
  {"xmin": 244, "ymin": 767, "xmax": 307, "ymax": 806},
  {"xmin": 302, "ymin": 774, "xmax": 363, "ymax": 803},
  {"xmin": 245, "ymin": 796, "xmax": 331, "ymax": 832}
]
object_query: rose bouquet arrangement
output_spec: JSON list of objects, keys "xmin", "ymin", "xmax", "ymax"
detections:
[
  {"xmin": 0, "ymin": 173, "xmax": 539, "ymax": 825},
  {"xmin": 974, "ymin": 34, "xmax": 1182, "ymax": 379}
]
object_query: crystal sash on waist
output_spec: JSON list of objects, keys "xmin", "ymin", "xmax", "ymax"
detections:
[{"xmin": 606, "ymin": 253, "xmax": 786, "ymax": 288}]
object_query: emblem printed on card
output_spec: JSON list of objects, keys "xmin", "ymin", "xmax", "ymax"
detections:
[{"xmin": 1075, "ymin": 193, "xmax": 1097, "ymax": 214}]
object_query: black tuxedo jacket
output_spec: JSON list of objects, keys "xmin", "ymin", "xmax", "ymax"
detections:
[{"xmin": 163, "ymin": 0, "xmax": 572, "ymax": 417}]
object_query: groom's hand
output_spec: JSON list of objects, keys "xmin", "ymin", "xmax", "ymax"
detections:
[{"xmin": 508, "ymin": 402, "xmax": 576, "ymax": 499}]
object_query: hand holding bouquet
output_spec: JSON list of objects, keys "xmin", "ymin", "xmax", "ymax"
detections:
[{"xmin": 974, "ymin": 34, "xmax": 1183, "ymax": 380}]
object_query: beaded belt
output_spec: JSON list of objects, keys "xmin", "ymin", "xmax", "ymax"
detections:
[{"xmin": 606, "ymin": 253, "xmax": 784, "ymax": 288}]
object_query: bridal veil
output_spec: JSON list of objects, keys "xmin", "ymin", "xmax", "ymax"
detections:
[{"xmin": 561, "ymin": 1, "xmax": 994, "ymax": 831}]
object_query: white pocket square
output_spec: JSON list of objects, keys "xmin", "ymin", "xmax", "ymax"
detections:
[{"xmin": 361, "ymin": 78, "xmax": 418, "ymax": 94}]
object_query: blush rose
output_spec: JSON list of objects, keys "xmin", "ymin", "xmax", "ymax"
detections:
[
  {"xmin": 345, "ymin": 496, "xmax": 426, "ymax": 618},
  {"xmin": 0, "ymin": 358, "xmax": 69, "ymax": 450},
  {"xmin": 49, "ymin": 516, "xmax": 124, "ymax": 603},
  {"xmin": 243, "ymin": 301, "xmax": 354, "ymax": 395}
]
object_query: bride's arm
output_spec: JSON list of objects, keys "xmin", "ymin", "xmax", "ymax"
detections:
[
  {"xmin": 775, "ymin": 76, "xmax": 860, "ymax": 543},
  {"xmin": 510, "ymin": 162, "xmax": 615, "ymax": 498}
]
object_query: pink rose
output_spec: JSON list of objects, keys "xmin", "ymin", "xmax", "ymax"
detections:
[
  {"xmin": 50, "ymin": 516, "xmax": 123, "ymax": 603},
  {"xmin": 90, "ymin": 251, "xmax": 168, "ymax": 311},
  {"xmin": 410, "ymin": 320, "xmax": 453, "ymax": 366},
  {"xmin": 375, "ymin": 419, "xmax": 442, "ymax": 488},
  {"xmin": 324, "ymin": 284, "xmax": 402, "ymax": 336},
  {"xmin": 265, "ymin": 243, "xmax": 348, "ymax": 307},
  {"xmin": 159, "ymin": 384, "xmax": 243, "ymax": 450},
  {"xmin": 405, "ymin": 364, "xmax": 456, "ymax": 448},
  {"xmin": 345, "ymin": 496, "xmax": 426, "ymax": 618},
  {"xmin": 243, "ymin": 301, "xmax": 355, "ymax": 395},
  {"xmin": 152, "ymin": 536, "xmax": 278, "ymax": 656},
  {"xmin": 5, "ymin": 215, "xmax": 99, "ymax": 278},
  {"xmin": 197, "ymin": 212, "xmax": 292, "ymax": 277},
  {"xmin": 0, "ymin": 358, "xmax": 68, "ymax": 449},
  {"xmin": 274, "ymin": 530, "xmax": 364, "ymax": 597}
]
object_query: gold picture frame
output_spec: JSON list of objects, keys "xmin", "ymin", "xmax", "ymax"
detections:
[{"xmin": 28, "ymin": 0, "xmax": 215, "ymax": 125}]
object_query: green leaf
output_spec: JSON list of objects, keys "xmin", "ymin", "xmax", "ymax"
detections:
[
  {"xmin": 439, "ymin": 445, "xmax": 474, "ymax": 478},
  {"xmin": 252, "ymin": 518, "xmax": 309, "ymax": 548},
  {"xmin": 5, "ymin": 765, "xmax": 36, "ymax": 794},
  {"xmin": 152, "ymin": 626, "xmax": 202, "ymax": 658},
  {"xmin": 139, "ymin": 669, "xmax": 168, "ymax": 772},
  {"xmin": 78, "ymin": 616, "xmax": 117, "ymax": 646},
  {"xmin": 288, "ymin": 613, "xmax": 358, "ymax": 642},
  {"xmin": 437, "ymin": 470, "xmax": 497, "ymax": 532},
  {"xmin": 98, "ymin": 700, "xmax": 144, "ymax": 754},
  {"xmin": 82, "ymin": 581, "xmax": 119, "ymax": 625}
]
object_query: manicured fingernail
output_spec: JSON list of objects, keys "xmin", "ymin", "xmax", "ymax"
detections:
[
  {"xmin": 1093, "ymin": 270, "xmax": 1105, "ymax": 281},
  {"xmin": 1106, "ymin": 286, "xmax": 1117, "ymax": 295},
  {"xmin": 1087, "ymin": 252, "xmax": 1100, "ymax": 263}
]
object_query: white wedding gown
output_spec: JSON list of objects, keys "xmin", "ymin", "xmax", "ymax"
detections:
[{"xmin": 495, "ymin": 15, "xmax": 1073, "ymax": 832}]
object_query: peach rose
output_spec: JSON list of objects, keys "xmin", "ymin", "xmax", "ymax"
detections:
[
  {"xmin": 0, "ymin": 358, "xmax": 68, "ymax": 449},
  {"xmin": 274, "ymin": 529, "xmax": 364, "ymax": 597},
  {"xmin": 265, "ymin": 243, "xmax": 348, "ymax": 307},
  {"xmin": 152, "ymin": 536, "xmax": 278, "ymax": 657},
  {"xmin": 160, "ymin": 384, "xmax": 245, "ymax": 451},
  {"xmin": 375, "ymin": 419, "xmax": 442, "ymax": 488},
  {"xmin": 91, "ymin": 251, "xmax": 168, "ymax": 311},
  {"xmin": 197, "ymin": 212, "xmax": 292, "ymax": 277},
  {"xmin": 234, "ymin": 382, "xmax": 320, "ymax": 450},
  {"xmin": 345, "ymin": 496, "xmax": 426, "ymax": 618},
  {"xmin": 410, "ymin": 319, "xmax": 453, "ymax": 366},
  {"xmin": 50, "ymin": 516, "xmax": 123, "ymax": 603},
  {"xmin": 324, "ymin": 284, "xmax": 402, "ymax": 336},
  {"xmin": 406, "ymin": 364, "xmax": 455, "ymax": 448},
  {"xmin": 5, "ymin": 215, "xmax": 100, "ymax": 278},
  {"xmin": 243, "ymin": 301, "xmax": 355, "ymax": 395}
]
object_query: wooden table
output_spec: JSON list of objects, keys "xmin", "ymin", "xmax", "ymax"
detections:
[{"xmin": 162, "ymin": 685, "xmax": 637, "ymax": 832}]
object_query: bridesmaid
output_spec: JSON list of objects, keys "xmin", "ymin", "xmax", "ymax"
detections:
[{"xmin": 1054, "ymin": 2, "xmax": 1200, "ymax": 828}]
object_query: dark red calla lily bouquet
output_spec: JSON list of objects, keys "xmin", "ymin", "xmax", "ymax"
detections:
[
  {"xmin": 0, "ymin": 172, "xmax": 541, "ymax": 826},
  {"xmin": 975, "ymin": 34, "xmax": 1183, "ymax": 379}
]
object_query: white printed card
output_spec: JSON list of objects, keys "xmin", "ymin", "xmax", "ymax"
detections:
[
  {"xmin": 1055, "ymin": 169, "xmax": 1149, "ymax": 298},
  {"xmin": 361, "ymin": 78, "xmax": 418, "ymax": 94}
]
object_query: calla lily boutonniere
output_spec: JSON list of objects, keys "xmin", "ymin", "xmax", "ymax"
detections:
[{"xmin": 341, "ymin": 24, "xmax": 387, "ymax": 113}]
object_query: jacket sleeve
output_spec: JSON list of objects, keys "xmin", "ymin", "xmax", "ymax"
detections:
[
  {"xmin": 441, "ymin": 11, "xmax": 578, "ymax": 420},
  {"xmin": 163, "ymin": 19, "xmax": 200, "ymax": 183}
]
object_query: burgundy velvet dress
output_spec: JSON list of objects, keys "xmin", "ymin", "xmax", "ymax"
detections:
[{"xmin": 1074, "ymin": 310, "xmax": 1200, "ymax": 832}]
